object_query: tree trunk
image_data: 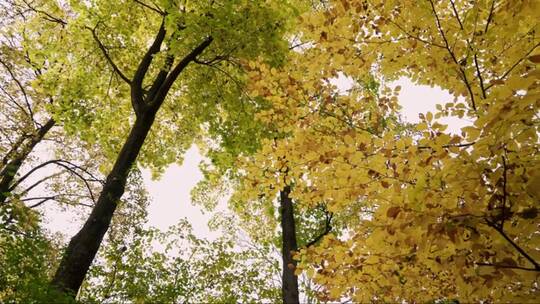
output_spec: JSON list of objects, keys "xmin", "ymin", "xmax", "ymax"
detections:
[
  {"xmin": 0, "ymin": 118, "xmax": 55, "ymax": 204},
  {"xmin": 280, "ymin": 186, "xmax": 300, "ymax": 304},
  {"xmin": 51, "ymin": 110, "xmax": 157, "ymax": 295},
  {"xmin": 50, "ymin": 30, "xmax": 212, "ymax": 296}
]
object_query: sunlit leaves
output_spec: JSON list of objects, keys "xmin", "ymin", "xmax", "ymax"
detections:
[{"xmin": 235, "ymin": 0, "xmax": 540, "ymax": 302}]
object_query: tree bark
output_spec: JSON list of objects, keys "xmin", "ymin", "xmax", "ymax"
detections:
[
  {"xmin": 51, "ymin": 110, "xmax": 157, "ymax": 294},
  {"xmin": 0, "ymin": 118, "xmax": 55, "ymax": 204},
  {"xmin": 280, "ymin": 186, "xmax": 300, "ymax": 304}
]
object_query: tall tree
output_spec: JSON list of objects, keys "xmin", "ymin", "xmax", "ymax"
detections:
[
  {"xmin": 0, "ymin": 7, "xmax": 59, "ymax": 204},
  {"xmin": 16, "ymin": 0, "xmax": 301, "ymax": 295},
  {"xmin": 239, "ymin": 0, "xmax": 540, "ymax": 302}
]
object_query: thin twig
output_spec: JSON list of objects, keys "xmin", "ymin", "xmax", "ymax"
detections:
[
  {"xmin": 449, "ymin": 0, "xmax": 464, "ymax": 31},
  {"xmin": 474, "ymin": 54, "xmax": 487, "ymax": 98},
  {"xmin": 484, "ymin": 0, "xmax": 496, "ymax": 34},
  {"xmin": 132, "ymin": 0, "xmax": 164, "ymax": 15},
  {"xmin": 428, "ymin": 0, "xmax": 478, "ymax": 112},
  {"xmin": 476, "ymin": 262, "xmax": 539, "ymax": 272},
  {"xmin": 485, "ymin": 41, "xmax": 540, "ymax": 91},
  {"xmin": 21, "ymin": 0, "xmax": 67, "ymax": 26},
  {"xmin": 0, "ymin": 57, "xmax": 34, "ymax": 120},
  {"xmin": 417, "ymin": 141, "xmax": 475, "ymax": 150}
]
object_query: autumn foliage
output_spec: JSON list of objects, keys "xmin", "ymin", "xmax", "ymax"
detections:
[
  {"xmin": 236, "ymin": 0, "xmax": 540, "ymax": 302},
  {"xmin": 1, "ymin": 0, "xmax": 539, "ymax": 302}
]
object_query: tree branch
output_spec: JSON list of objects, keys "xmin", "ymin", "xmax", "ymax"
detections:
[
  {"xmin": 417, "ymin": 141, "xmax": 476, "ymax": 150},
  {"xmin": 474, "ymin": 53, "xmax": 487, "ymax": 98},
  {"xmin": 0, "ymin": 57, "xmax": 34, "ymax": 120},
  {"xmin": 8, "ymin": 159, "xmax": 102, "ymax": 204},
  {"xmin": 476, "ymin": 262, "xmax": 540, "ymax": 272},
  {"xmin": 89, "ymin": 25, "xmax": 132, "ymax": 86},
  {"xmin": 54, "ymin": 162, "xmax": 97, "ymax": 203},
  {"xmin": 449, "ymin": 0, "xmax": 464, "ymax": 31},
  {"xmin": 305, "ymin": 211, "xmax": 333, "ymax": 248},
  {"xmin": 485, "ymin": 41, "xmax": 540, "ymax": 91},
  {"xmin": 132, "ymin": 0, "xmax": 164, "ymax": 15},
  {"xmin": 386, "ymin": 18, "xmax": 446, "ymax": 49},
  {"xmin": 24, "ymin": 195, "xmax": 57, "ymax": 208},
  {"xmin": 484, "ymin": 0, "xmax": 496, "ymax": 34},
  {"xmin": 149, "ymin": 36, "xmax": 213, "ymax": 109},
  {"xmin": 485, "ymin": 219, "xmax": 540, "ymax": 271},
  {"xmin": 500, "ymin": 155, "xmax": 508, "ymax": 228},
  {"xmin": 1, "ymin": 133, "xmax": 28, "ymax": 169},
  {"xmin": 21, "ymin": 0, "xmax": 67, "ymax": 26},
  {"xmin": 428, "ymin": 0, "xmax": 478, "ymax": 112},
  {"xmin": 19, "ymin": 171, "xmax": 63, "ymax": 196},
  {"xmin": 146, "ymin": 55, "xmax": 173, "ymax": 101},
  {"xmin": 132, "ymin": 19, "xmax": 167, "ymax": 110}
]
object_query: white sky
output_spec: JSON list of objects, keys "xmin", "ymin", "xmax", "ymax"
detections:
[
  {"xmin": 37, "ymin": 79, "xmax": 468, "ymax": 240},
  {"xmin": 140, "ymin": 146, "xmax": 220, "ymax": 239}
]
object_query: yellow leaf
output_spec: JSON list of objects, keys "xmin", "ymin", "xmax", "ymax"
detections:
[
  {"xmin": 417, "ymin": 122, "xmax": 428, "ymax": 131},
  {"xmin": 461, "ymin": 126, "xmax": 481, "ymax": 140}
]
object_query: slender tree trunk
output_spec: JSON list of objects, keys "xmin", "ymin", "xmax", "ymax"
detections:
[
  {"xmin": 51, "ymin": 110, "xmax": 157, "ymax": 294},
  {"xmin": 280, "ymin": 186, "xmax": 300, "ymax": 304},
  {"xmin": 0, "ymin": 118, "xmax": 55, "ymax": 204}
]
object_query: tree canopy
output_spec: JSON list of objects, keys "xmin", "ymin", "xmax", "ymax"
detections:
[{"xmin": 1, "ymin": 0, "xmax": 538, "ymax": 303}]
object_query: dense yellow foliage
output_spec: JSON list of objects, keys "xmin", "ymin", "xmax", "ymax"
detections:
[{"xmin": 236, "ymin": 0, "xmax": 540, "ymax": 302}]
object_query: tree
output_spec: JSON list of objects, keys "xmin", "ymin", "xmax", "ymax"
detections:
[
  {"xmin": 8, "ymin": 0, "xmax": 301, "ymax": 296},
  {"xmin": 280, "ymin": 186, "xmax": 300, "ymax": 304},
  {"xmin": 0, "ymin": 1, "xmax": 105, "ymax": 217},
  {"xmin": 4, "ymin": 0, "xmax": 538, "ymax": 302},
  {"xmin": 79, "ymin": 216, "xmax": 282, "ymax": 303},
  {"xmin": 0, "ymin": 3, "xmax": 59, "ymax": 204},
  {"xmin": 238, "ymin": 0, "xmax": 540, "ymax": 302}
]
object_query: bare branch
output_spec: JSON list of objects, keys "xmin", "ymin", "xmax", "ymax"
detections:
[
  {"xmin": 54, "ymin": 162, "xmax": 97, "ymax": 203},
  {"xmin": 19, "ymin": 171, "xmax": 63, "ymax": 196},
  {"xmin": 24, "ymin": 195, "xmax": 57, "ymax": 208},
  {"xmin": 8, "ymin": 159, "xmax": 102, "ymax": 200}
]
